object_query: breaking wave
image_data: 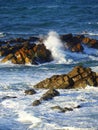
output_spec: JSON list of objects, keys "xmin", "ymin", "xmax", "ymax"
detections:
[
  {"xmin": 43, "ymin": 31, "xmax": 73, "ymax": 64},
  {"xmin": 0, "ymin": 32, "xmax": 6, "ymax": 38},
  {"xmin": 43, "ymin": 31, "xmax": 98, "ymax": 64}
]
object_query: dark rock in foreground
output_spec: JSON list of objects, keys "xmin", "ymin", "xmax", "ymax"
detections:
[{"xmin": 34, "ymin": 66, "xmax": 98, "ymax": 89}]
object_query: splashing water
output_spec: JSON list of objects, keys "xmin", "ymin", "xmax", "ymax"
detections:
[{"xmin": 43, "ymin": 31, "xmax": 73, "ymax": 64}]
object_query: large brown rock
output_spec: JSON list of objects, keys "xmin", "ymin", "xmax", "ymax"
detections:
[
  {"xmin": 34, "ymin": 74, "xmax": 74, "ymax": 89},
  {"xmin": 34, "ymin": 66, "xmax": 98, "ymax": 89},
  {"xmin": 0, "ymin": 41, "xmax": 53, "ymax": 65}
]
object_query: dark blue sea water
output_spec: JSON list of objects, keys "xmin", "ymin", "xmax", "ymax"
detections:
[
  {"xmin": 0, "ymin": 1, "xmax": 98, "ymax": 130},
  {"xmin": 0, "ymin": 0, "xmax": 98, "ymax": 38}
]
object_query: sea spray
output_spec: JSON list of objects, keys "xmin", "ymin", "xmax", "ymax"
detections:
[{"xmin": 43, "ymin": 31, "xmax": 72, "ymax": 64}]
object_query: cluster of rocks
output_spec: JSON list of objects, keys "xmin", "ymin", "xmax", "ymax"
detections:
[
  {"xmin": 34, "ymin": 66, "xmax": 98, "ymax": 89},
  {"xmin": 24, "ymin": 88, "xmax": 82, "ymax": 112},
  {"xmin": 0, "ymin": 33, "xmax": 98, "ymax": 64},
  {"xmin": 61, "ymin": 33, "xmax": 98, "ymax": 52},
  {"xmin": 24, "ymin": 88, "xmax": 60, "ymax": 106},
  {"xmin": 51, "ymin": 105, "xmax": 81, "ymax": 113},
  {"xmin": 0, "ymin": 37, "xmax": 53, "ymax": 64}
]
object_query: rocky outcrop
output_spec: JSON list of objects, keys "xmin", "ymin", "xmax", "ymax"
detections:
[
  {"xmin": 82, "ymin": 37, "xmax": 98, "ymax": 48},
  {"xmin": 61, "ymin": 34, "xmax": 84, "ymax": 52},
  {"xmin": 34, "ymin": 66, "xmax": 98, "ymax": 89},
  {"xmin": 61, "ymin": 33, "xmax": 98, "ymax": 51},
  {"xmin": 0, "ymin": 33, "xmax": 98, "ymax": 64},
  {"xmin": 0, "ymin": 38, "xmax": 53, "ymax": 65}
]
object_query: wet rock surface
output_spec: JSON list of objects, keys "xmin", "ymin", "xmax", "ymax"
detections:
[
  {"xmin": 0, "ymin": 33, "xmax": 98, "ymax": 64},
  {"xmin": 34, "ymin": 66, "xmax": 98, "ymax": 89},
  {"xmin": 0, "ymin": 37, "xmax": 53, "ymax": 65}
]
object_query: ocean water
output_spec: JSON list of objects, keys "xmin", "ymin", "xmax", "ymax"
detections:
[{"xmin": 0, "ymin": 0, "xmax": 98, "ymax": 130}]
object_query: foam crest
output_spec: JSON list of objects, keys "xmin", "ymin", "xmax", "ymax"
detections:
[
  {"xmin": 43, "ymin": 31, "xmax": 72, "ymax": 64},
  {"xmin": 17, "ymin": 111, "xmax": 41, "ymax": 128}
]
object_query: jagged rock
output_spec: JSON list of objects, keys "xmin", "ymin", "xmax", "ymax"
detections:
[
  {"xmin": 60, "ymin": 33, "xmax": 73, "ymax": 42},
  {"xmin": 60, "ymin": 34, "xmax": 84, "ymax": 52},
  {"xmin": 82, "ymin": 37, "xmax": 98, "ymax": 49},
  {"xmin": 32, "ymin": 100, "xmax": 41, "ymax": 106},
  {"xmin": 33, "ymin": 44, "xmax": 53, "ymax": 63},
  {"xmin": 1, "ymin": 53, "xmax": 14, "ymax": 63},
  {"xmin": 0, "ymin": 41, "xmax": 53, "ymax": 65},
  {"xmin": 25, "ymin": 89, "xmax": 36, "ymax": 95},
  {"xmin": 40, "ymin": 89, "xmax": 60, "ymax": 101},
  {"xmin": 68, "ymin": 66, "xmax": 97, "ymax": 88},
  {"xmin": 34, "ymin": 66, "xmax": 98, "ymax": 89},
  {"xmin": 34, "ymin": 74, "xmax": 74, "ymax": 89},
  {"xmin": 66, "ymin": 42, "xmax": 84, "ymax": 52}
]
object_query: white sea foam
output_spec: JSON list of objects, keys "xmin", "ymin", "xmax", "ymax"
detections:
[
  {"xmin": 81, "ymin": 31, "xmax": 98, "ymax": 36},
  {"xmin": 43, "ymin": 31, "xmax": 73, "ymax": 64},
  {"xmin": 0, "ymin": 86, "xmax": 98, "ymax": 129},
  {"xmin": 0, "ymin": 32, "xmax": 5, "ymax": 38},
  {"xmin": 17, "ymin": 111, "xmax": 41, "ymax": 128}
]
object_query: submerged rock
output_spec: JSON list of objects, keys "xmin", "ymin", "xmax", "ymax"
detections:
[
  {"xmin": 25, "ymin": 89, "xmax": 36, "ymax": 95},
  {"xmin": 2, "ymin": 96, "xmax": 17, "ymax": 100},
  {"xmin": 34, "ymin": 66, "xmax": 98, "ymax": 89},
  {"xmin": 51, "ymin": 104, "xmax": 82, "ymax": 113},
  {"xmin": 32, "ymin": 100, "xmax": 41, "ymax": 106}
]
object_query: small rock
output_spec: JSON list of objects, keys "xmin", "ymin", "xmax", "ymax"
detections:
[
  {"xmin": 51, "ymin": 106, "xmax": 63, "ymax": 111},
  {"xmin": 32, "ymin": 100, "xmax": 41, "ymax": 106},
  {"xmin": 40, "ymin": 89, "xmax": 60, "ymax": 101},
  {"xmin": 25, "ymin": 89, "xmax": 36, "ymax": 95},
  {"xmin": 2, "ymin": 96, "xmax": 17, "ymax": 100},
  {"xmin": 51, "ymin": 105, "xmax": 73, "ymax": 113}
]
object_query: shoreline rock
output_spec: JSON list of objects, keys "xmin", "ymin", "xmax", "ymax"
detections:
[
  {"xmin": 0, "ymin": 33, "xmax": 98, "ymax": 64},
  {"xmin": 34, "ymin": 66, "xmax": 98, "ymax": 89}
]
